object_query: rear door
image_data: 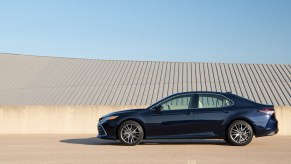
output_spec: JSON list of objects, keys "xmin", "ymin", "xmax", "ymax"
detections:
[{"xmin": 190, "ymin": 94, "xmax": 234, "ymax": 136}]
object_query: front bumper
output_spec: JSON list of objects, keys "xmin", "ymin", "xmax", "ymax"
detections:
[
  {"xmin": 97, "ymin": 134, "xmax": 116, "ymax": 140},
  {"xmin": 97, "ymin": 120, "xmax": 118, "ymax": 140},
  {"xmin": 97, "ymin": 124, "xmax": 107, "ymax": 136}
]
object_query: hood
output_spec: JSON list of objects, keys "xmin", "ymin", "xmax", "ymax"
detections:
[{"xmin": 101, "ymin": 108, "xmax": 145, "ymax": 118}]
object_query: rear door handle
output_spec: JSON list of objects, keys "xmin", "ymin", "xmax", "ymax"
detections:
[
  {"xmin": 223, "ymin": 110, "xmax": 232, "ymax": 113},
  {"xmin": 184, "ymin": 111, "xmax": 193, "ymax": 115}
]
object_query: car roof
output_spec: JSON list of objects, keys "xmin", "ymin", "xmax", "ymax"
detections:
[
  {"xmin": 172, "ymin": 91, "xmax": 232, "ymax": 96},
  {"xmin": 172, "ymin": 91, "xmax": 260, "ymax": 105}
]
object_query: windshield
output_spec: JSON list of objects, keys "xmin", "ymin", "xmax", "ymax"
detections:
[
  {"xmin": 147, "ymin": 94, "xmax": 176, "ymax": 109},
  {"xmin": 147, "ymin": 93, "xmax": 194, "ymax": 109}
]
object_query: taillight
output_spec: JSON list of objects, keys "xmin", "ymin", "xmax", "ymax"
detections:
[{"xmin": 258, "ymin": 108, "xmax": 275, "ymax": 115}]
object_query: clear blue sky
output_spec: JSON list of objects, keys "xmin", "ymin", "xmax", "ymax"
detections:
[{"xmin": 0, "ymin": 0, "xmax": 290, "ymax": 64}]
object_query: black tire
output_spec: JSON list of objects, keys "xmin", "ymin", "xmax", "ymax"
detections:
[
  {"xmin": 227, "ymin": 120, "xmax": 253, "ymax": 146},
  {"xmin": 118, "ymin": 120, "xmax": 144, "ymax": 146}
]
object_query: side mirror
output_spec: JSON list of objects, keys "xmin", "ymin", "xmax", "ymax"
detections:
[{"xmin": 154, "ymin": 105, "xmax": 163, "ymax": 113}]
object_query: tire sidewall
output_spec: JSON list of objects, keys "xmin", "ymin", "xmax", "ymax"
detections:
[{"xmin": 118, "ymin": 120, "xmax": 144, "ymax": 146}]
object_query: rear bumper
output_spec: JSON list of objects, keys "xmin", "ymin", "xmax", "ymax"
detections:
[
  {"xmin": 255, "ymin": 115, "xmax": 279, "ymax": 137},
  {"xmin": 255, "ymin": 127, "xmax": 279, "ymax": 137},
  {"xmin": 267, "ymin": 128, "xmax": 279, "ymax": 136}
]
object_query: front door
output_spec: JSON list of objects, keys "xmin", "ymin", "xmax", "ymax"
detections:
[{"xmin": 143, "ymin": 94, "xmax": 195, "ymax": 138}]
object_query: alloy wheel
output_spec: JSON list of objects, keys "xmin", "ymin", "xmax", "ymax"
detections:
[
  {"xmin": 118, "ymin": 120, "xmax": 144, "ymax": 145},
  {"xmin": 121, "ymin": 124, "xmax": 141, "ymax": 144},
  {"xmin": 230, "ymin": 123, "xmax": 251, "ymax": 143},
  {"xmin": 227, "ymin": 120, "xmax": 253, "ymax": 146}
]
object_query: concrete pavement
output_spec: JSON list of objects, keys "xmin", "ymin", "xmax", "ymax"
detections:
[{"xmin": 0, "ymin": 135, "xmax": 290, "ymax": 164}]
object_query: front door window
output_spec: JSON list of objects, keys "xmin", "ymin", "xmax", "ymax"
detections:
[{"xmin": 159, "ymin": 95, "xmax": 193, "ymax": 110}]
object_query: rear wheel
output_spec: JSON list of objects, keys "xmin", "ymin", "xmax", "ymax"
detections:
[
  {"xmin": 227, "ymin": 120, "xmax": 253, "ymax": 146},
  {"xmin": 118, "ymin": 120, "xmax": 144, "ymax": 146}
]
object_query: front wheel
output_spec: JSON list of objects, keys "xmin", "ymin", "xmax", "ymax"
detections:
[
  {"xmin": 118, "ymin": 120, "xmax": 144, "ymax": 146},
  {"xmin": 227, "ymin": 120, "xmax": 253, "ymax": 146}
]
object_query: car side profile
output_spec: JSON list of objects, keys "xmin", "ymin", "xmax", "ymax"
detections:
[{"xmin": 97, "ymin": 91, "xmax": 278, "ymax": 146}]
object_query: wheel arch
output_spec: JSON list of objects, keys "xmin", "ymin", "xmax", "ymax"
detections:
[{"xmin": 225, "ymin": 117, "xmax": 257, "ymax": 138}]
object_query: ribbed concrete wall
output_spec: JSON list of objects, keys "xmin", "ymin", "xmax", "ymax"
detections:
[
  {"xmin": 0, "ymin": 54, "xmax": 289, "ymax": 136},
  {"xmin": 0, "ymin": 53, "xmax": 290, "ymax": 106},
  {"xmin": 0, "ymin": 106, "xmax": 290, "ymax": 135}
]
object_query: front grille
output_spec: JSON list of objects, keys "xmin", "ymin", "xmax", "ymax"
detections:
[{"xmin": 98, "ymin": 125, "xmax": 106, "ymax": 136}]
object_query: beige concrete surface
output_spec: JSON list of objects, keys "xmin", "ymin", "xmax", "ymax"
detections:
[
  {"xmin": 274, "ymin": 106, "xmax": 291, "ymax": 135},
  {"xmin": 0, "ymin": 105, "xmax": 147, "ymax": 134},
  {"xmin": 0, "ymin": 135, "xmax": 290, "ymax": 164},
  {"xmin": 0, "ymin": 106, "xmax": 290, "ymax": 135}
]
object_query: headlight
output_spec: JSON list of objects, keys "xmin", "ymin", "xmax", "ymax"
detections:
[
  {"xmin": 100, "ymin": 116, "xmax": 119, "ymax": 122},
  {"xmin": 107, "ymin": 116, "xmax": 119, "ymax": 120}
]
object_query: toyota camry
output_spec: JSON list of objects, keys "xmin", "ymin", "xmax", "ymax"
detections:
[{"xmin": 97, "ymin": 91, "xmax": 278, "ymax": 146}]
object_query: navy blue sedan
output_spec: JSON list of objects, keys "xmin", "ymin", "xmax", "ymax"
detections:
[{"xmin": 97, "ymin": 91, "xmax": 278, "ymax": 146}]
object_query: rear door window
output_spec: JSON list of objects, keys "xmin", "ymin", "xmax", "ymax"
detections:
[{"xmin": 198, "ymin": 94, "xmax": 233, "ymax": 109}]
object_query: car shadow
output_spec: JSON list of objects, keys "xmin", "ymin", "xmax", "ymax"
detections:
[
  {"xmin": 60, "ymin": 137, "xmax": 119, "ymax": 145},
  {"xmin": 141, "ymin": 139, "xmax": 227, "ymax": 146},
  {"xmin": 60, "ymin": 137, "xmax": 228, "ymax": 146}
]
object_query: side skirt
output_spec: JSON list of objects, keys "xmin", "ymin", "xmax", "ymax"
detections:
[{"xmin": 146, "ymin": 132, "xmax": 223, "ymax": 140}]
